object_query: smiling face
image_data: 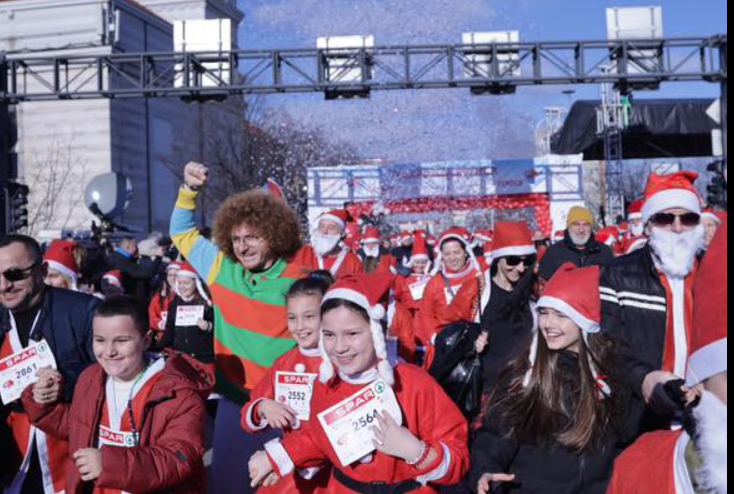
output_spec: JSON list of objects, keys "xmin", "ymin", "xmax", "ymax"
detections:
[
  {"xmin": 322, "ymin": 305, "xmax": 378, "ymax": 377},
  {"xmin": 231, "ymin": 223, "xmax": 276, "ymax": 271},
  {"xmin": 176, "ymin": 276, "xmax": 197, "ymax": 300},
  {"xmin": 441, "ymin": 240, "xmax": 469, "ymax": 272},
  {"xmin": 287, "ymin": 293, "xmax": 322, "ymax": 350},
  {"xmin": 496, "ymin": 257, "xmax": 531, "ymax": 285},
  {"xmin": 0, "ymin": 242, "xmax": 46, "ymax": 312},
  {"xmin": 93, "ymin": 315, "xmax": 151, "ymax": 382},
  {"xmin": 538, "ymin": 307, "xmax": 582, "ymax": 353},
  {"xmin": 568, "ymin": 221, "xmax": 593, "ymax": 246}
]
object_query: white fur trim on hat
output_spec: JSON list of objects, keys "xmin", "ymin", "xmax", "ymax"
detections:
[
  {"xmin": 686, "ymin": 338, "xmax": 728, "ymax": 387},
  {"xmin": 537, "ymin": 296, "xmax": 600, "ymax": 334},
  {"xmin": 701, "ymin": 211, "xmax": 722, "ymax": 224},
  {"xmin": 628, "ymin": 212, "xmax": 643, "ymax": 221},
  {"xmin": 103, "ymin": 274, "xmax": 122, "ymax": 289},
  {"xmin": 319, "ymin": 214, "xmax": 346, "ymax": 230},
  {"xmin": 642, "ymin": 189, "xmax": 702, "ymax": 225},
  {"xmin": 45, "ymin": 260, "xmax": 78, "ymax": 286},
  {"xmin": 491, "ymin": 245, "xmax": 537, "ymax": 261}
]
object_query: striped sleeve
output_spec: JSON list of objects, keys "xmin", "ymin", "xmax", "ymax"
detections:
[{"xmin": 170, "ymin": 187, "xmax": 225, "ymax": 285}]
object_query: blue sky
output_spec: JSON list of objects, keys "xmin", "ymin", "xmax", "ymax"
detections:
[{"xmin": 236, "ymin": 0, "xmax": 727, "ymax": 162}]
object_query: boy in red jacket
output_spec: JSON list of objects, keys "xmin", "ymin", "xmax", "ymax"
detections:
[{"xmin": 21, "ymin": 296, "xmax": 214, "ymax": 494}]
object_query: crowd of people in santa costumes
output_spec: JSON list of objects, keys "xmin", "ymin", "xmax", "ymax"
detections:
[{"xmin": 2, "ymin": 157, "xmax": 728, "ymax": 494}]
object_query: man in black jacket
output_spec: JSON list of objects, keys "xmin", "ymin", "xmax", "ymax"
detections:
[
  {"xmin": 1, "ymin": 234, "xmax": 99, "ymax": 494},
  {"xmin": 600, "ymin": 171, "xmax": 706, "ymax": 440},
  {"xmin": 106, "ymin": 236, "xmax": 164, "ymax": 301},
  {"xmin": 538, "ymin": 206, "xmax": 615, "ymax": 284}
]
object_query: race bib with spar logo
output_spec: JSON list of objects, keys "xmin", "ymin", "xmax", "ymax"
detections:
[
  {"xmin": 275, "ymin": 371, "xmax": 317, "ymax": 421},
  {"xmin": 0, "ymin": 340, "xmax": 57, "ymax": 405},
  {"xmin": 317, "ymin": 380, "xmax": 403, "ymax": 467},
  {"xmin": 98, "ymin": 425, "xmax": 138, "ymax": 448}
]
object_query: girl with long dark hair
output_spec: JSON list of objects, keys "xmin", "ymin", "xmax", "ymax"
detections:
[{"xmin": 471, "ymin": 264, "xmax": 626, "ymax": 494}]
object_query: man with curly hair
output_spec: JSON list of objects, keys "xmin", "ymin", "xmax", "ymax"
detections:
[{"xmin": 170, "ymin": 162, "xmax": 306, "ymax": 494}]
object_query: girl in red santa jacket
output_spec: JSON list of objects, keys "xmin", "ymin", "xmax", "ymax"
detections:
[
  {"xmin": 22, "ymin": 296, "xmax": 213, "ymax": 494},
  {"xmin": 248, "ymin": 273, "xmax": 470, "ymax": 494},
  {"xmin": 240, "ymin": 271, "xmax": 334, "ymax": 493}
]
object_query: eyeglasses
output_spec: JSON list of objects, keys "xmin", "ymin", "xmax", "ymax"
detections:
[
  {"xmin": 0, "ymin": 263, "xmax": 40, "ymax": 283},
  {"xmin": 650, "ymin": 212, "xmax": 701, "ymax": 228},
  {"xmin": 504, "ymin": 256, "xmax": 537, "ymax": 268}
]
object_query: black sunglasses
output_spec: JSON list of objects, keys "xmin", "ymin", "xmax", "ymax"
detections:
[
  {"xmin": 504, "ymin": 255, "xmax": 537, "ymax": 268},
  {"xmin": 0, "ymin": 262, "xmax": 41, "ymax": 283},
  {"xmin": 650, "ymin": 212, "xmax": 701, "ymax": 228}
]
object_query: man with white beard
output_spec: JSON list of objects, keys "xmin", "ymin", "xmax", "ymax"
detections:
[
  {"xmin": 538, "ymin": 205, "xmax": 615, "ymax": 284},
  {"xmin": 607, "ymin": 218, "xmax": 727, "ymax": 494},
  {"xmin": 618, "ymin": 199, "xmax": 650, "ymax": 256},
  {"xmin": 357, "ymin": 227, "xmax": 398, "ymax": 274},
  {"xmin": 601, "ymin": 172, "xmax": 707, "ymax": 439},
  {"xmin": 293, "ymin": 208, "xmax": 363, "ymax": 278}
]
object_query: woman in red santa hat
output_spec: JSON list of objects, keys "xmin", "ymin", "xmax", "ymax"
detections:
[
  {"xmin": 158, "ymin": 261, "xmax": 215, "ymax": 364},
  {"xmin": 357, "ymin": 228, "xmax": 398, "ymax": 275},
  {"xmin": 391, "ymin": 233, "xmax": 433, "ymax": 363},
  {"xmin": 239, "ymin": 272, "xmax": 335, "ymax": 494},
  {"xmin": 247, "ymin": 273, "xmax": 470, "ymax": 494},
  {"xmin": 471, "ymin": 263, "xmax": 627, "ymax": 494},
  {"xmin": 607, "ymin": 220, "xmax": 727, "ymax": 494},
  {"xmin": 443, "ymin": 222, "xmax": 538, "ymax": 394},
  {"xmin": 43, "ymin": 240, "xmax": 81, "ymax": 291},
  {"xmin": 418, "ymin": 228, "xmax": 485, "ymax": 369},
  {"xmin": 148, "ymin": 261, "xmax": 181, "ymax": 343},
  {"xmin": 294, "ymin": 209, "xmax": 364, "ymax": 278}
]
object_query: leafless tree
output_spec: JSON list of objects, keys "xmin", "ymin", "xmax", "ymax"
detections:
[
  {"xmin": 167, "ymin": 95, "xmax": 359, "ymax": 228},
  {"xmin": 25, "ymin": 136, "xmax": 90, "ymax": 236}
]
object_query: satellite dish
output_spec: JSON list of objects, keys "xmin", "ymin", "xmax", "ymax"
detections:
[{"xmin": 84, "ymin": 173, "xmax": 133, "ymax": 220}]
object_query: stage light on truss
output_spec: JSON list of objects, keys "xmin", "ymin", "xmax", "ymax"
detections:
[
  {"xmin": 606, "ymin": 6, "xmax": 664, "ymax": 91},
  {"xmin": 317, "ymin": 35, "xmax": 375, "ymax": 100},
  {"xmin": 462, "ymin": 31, "xmax": 521, "ymax": 95}
]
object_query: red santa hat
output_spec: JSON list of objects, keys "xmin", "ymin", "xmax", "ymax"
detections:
[
  {"xmin": 319, "ymin": 273, "xmax": 396, "ymax": 386},
  {"xmin": 431, "ymin": 227, "xmax": 481, "ymax": 276},
  {"xmin": 474, "ymin": 229, "xmax": 494, "ymax": 243},
  {"xmin": 627, "ymin": 199, "xmax": 644, "ymax": 221},
  {"xmin": 43, "ymin": 240, "xmax": 79, "ymax": 289},
  {"xmin": 701, "ymin": 209, "xmax": 723, "ymax": 224},
  {"xmin": 361, "ymin": 227, "xmax": 381, "ymax": 244},
  {"xmin": 528, "ymin": 263, "xmax": 611, "ymax": 398},
  {"xmin": 641, "ymin": 171, "xmax": 702, "ymax": 225},
  {"xmin": 553, "ymin": 230, "xmax": 566, "ymax": 244},
  {"xmin": 399, "ymin": 231, "xmax": 414, "ymax": 243},
  {"xmin": 176, "ymin": 261, "xmax": 211, "ymax": 305},
  {"xmin": 490, "ymin": 222, "xmax": 537, "ymax": 261},
  {"xmin": 263, "ymin": 178, "xmax": 286, "ymax": 201},
  {"xmin": 318, "ymin": 209, "xmax": 352, "ymax": 230},
  {"xmin": 621, "ymin": 235, "xmax": 648, "ymax": 255},
  {"xmin": 686, "ymin": 222, "xmax": 727, "ymax": 387},
  {"xmin": 596, "ymin": 227, "xmax": 619, "ymax": 248},
  {"xmin": 102, "ymin": 270, "xmax": 123, "ymax": 289},
  {"xmin": 166, "ymin": 261, "xmax": 182, "ymax": 272}
]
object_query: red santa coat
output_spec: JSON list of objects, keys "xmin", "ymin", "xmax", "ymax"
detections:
[
  {"xmin": 2, "ymin": 328, "xmax": 68, "ymax": 494},
  {"xmin": 607, "ymin": 430, "xmax": 696, "ymax": 494},
  {"xmin": 265, "ymin": 364, "xmax": 469, "ymax": 494},
  {"xmin": 240, "ymin": 346, "xmax": 330, "ymax": 494},
  {"xmin": 294, "ymin": 246, "xmax": 364, "ymax": 278},
  {"xmin": 148, "ymin": 291, "xmax": 175, "ymax": 341},
  {"xmin": 390, "ymin": 275, "xmax": 432, "ymax": 363},
  {"xmin": 419, "ymin": 268, "xmax": 481, "ymax": 368}
]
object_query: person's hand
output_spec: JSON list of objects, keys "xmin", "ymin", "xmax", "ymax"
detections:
[
  {"xmin": 74, "ymin": 449, "xmax": 103, "ymax": 482},
  {"xmin": 475, "ymin": 331, "xmax": 489, "ymax": 354},
  {"xmin": 643, "ymin": 371, "xmax": 685, "ymax": 413},
  {"xmin": 257, "ymin": 400, "xmax": 298, "ymax": 430},
  {"xmin": 372, "ymin": 411, "xmax": 423, "ymax": 462},
  {"xmin": 196, "ymin": 319, "xmax": 212, "ymax": 332},
  {"xmin": 183, "ymin": 162, "xmax": 209, "ymax": 191},
  {"xmin": 477, "ymin": 473, "xmax": 517, "ymax": 494},
  {"xmin": 32, "ymin": 368, "xmax": 63, "ymax": 405},
  {"xmin": 249, "ymin": 450, "xmax": 275, "ymax": 488}
]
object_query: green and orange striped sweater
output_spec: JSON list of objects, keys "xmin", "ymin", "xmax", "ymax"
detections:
[{"xmin": 170, "ymin": 187, "xmax": 304, "ymax": 405}]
